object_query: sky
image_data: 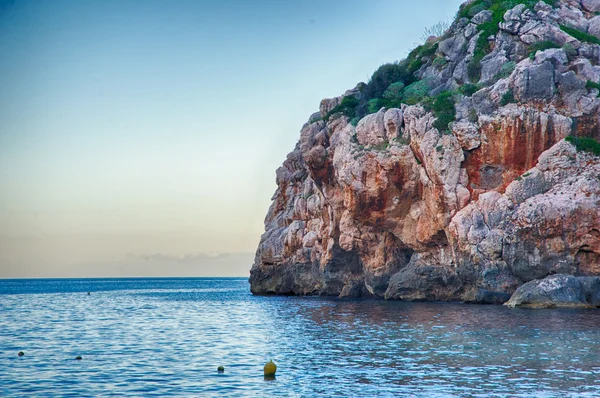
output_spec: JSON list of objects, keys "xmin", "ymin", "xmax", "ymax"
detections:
[{"xmin": 0, "ymin": 0, "xmax": 464, "ymax": 278}]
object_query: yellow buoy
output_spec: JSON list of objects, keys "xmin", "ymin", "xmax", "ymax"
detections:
[{"xmin": 263, "ymin": 360, "xmax": 277, "ymax": 377}]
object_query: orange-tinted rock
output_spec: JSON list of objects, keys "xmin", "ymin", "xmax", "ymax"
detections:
[
  {"xmin": 463, "ymin": 108, "xmax": 571, "ymax": 200},
  {"xmin": 249, "ymin": 0, "xmax": 600, "ymax": 303}
]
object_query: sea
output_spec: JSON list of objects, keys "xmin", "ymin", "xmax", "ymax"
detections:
[{"xmin": 1, "ymin": 277, "xmax": 600, "ymax": 397}]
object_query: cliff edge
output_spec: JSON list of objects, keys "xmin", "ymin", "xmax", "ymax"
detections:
[{"xmin": 250, "ymin": 0, "xmax": 600, "ymax": 307}]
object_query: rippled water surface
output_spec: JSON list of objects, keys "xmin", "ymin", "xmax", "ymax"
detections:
[{"xmin": 2, "ymin": 278, "xmax": 600, "ymax": 397}]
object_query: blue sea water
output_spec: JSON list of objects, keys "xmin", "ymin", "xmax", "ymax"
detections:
[{"xmin": 1, "ymin": 278, "xmax": 600, "ymax": 397}]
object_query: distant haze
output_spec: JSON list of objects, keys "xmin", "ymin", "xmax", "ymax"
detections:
[{"xmin": 0, "ymin": 0, "xmax": 463, "ymax": 278}]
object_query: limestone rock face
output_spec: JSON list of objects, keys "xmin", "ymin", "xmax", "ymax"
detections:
[
  {"xmin": 356, "ymin": 109, "xmax": 387, "ymax": 146},
  {"xmin": 249, "ymin": 0, "xmax": 600, "ymax": 305}
]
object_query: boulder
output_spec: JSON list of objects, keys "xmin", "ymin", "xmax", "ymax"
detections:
[
  {"xmin": 505, "ymin": 274, "xmax": 600, "ymax": 308},
  {"xmin": 451, "ymin": 120, "xmax": 480, "ymax": 150},
  {"xmin": 383, "ymin": 108, "xmax": 403, "ymax": 141},
  {"xmin": 471, "ymin": 10, "xmax": 493, "ymax": 25},
  {"xmin": 384, "ymin": 264, "xmax": 462, "ymax": 302},
  {"xmin": 319, "ymin": 97, "xmax": 340, "ymax": 117},
  {"xmin": 513, "ymin": 61, "xmax": 555, "ymax": 101},
  {"xmin": 589, "ymin": 16, "xmax": 600, "ymax": 38},
  {"xmin": 356, "ymin": 109, "xmax": 386, "ymax": 146},
  {"xmin": 582, "ymin": 0, "xmax": 600, "ymax": 13}
]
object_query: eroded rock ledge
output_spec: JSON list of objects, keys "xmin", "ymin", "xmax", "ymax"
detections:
[{"xmin": 250, "ymin": 0, "xmax": 600, "ymax": 306}]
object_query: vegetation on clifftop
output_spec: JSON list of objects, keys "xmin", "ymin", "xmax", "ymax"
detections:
[
  {"xmin": 325, "ymin": 0, "xmax": 577, "ymax": 134},
  {"xmin": 461, "ymin": 0, "xmax": 557, "ymax": 82},
  {"xmin": 457, "ymin": 0, "xmax": 556, "ymax": 20}
]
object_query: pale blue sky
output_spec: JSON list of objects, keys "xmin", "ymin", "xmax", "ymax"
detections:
[{"xmin": 0, "ymin": 0, "xmax": 464, "ymax": 277}]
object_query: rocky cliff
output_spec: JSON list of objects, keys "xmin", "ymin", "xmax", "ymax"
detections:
[{"xmin": 250, "ymin": 0, "xmax": 600, "ymax": 307}]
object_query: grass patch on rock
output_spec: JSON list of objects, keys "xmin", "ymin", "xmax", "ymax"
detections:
[
  {"xmin": 560, "ymin": 25, "xmax": 600, "ymax": 45},
  {"xmin": 528, "ymin": 41, "xmax": 562, "ymax": 59},
  {"xmin": 495, "ymin": 61, "xmax": 517, "ymax": 79},
  {"xmin": 565, "ymin": 135, "xmax": 600, "ymax": 156},
  {"xmin": 500, "ymin": 90, "xmax": 516, "ymax": 106},
  {"xmin": 460, "ymin": 83, "xmax": 482, "ymax": 97},
  {"xmin": 586, "ymin": 80, "xmax": 600, "ymax": 97},
  {"xmin": 457, "ymin": 0, "xmax": 556, "ymax": 20}
]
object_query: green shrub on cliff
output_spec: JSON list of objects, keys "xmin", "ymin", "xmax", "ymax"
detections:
[
  {"xmin": 460, "ymin": 83, "xmax": 482, "ymax": 97},
  {"xmin": 402, "ymin": 79, "xmax": 431, "ymax": 105},
  {"xmin": 367, "ymin": 98, "xmax": 383, "ymax": 114},
  {"xmin": 586, "ymin": 80, "xmax": 600, "ymax": 97},
  {"xmin": 467, "ymin": 3, "xmax": 487, "ymax": 17},
  {"xmin": 363, "ymin": 62, "xmax": 414, "ymax": 104},
  {"xmin": 352, "ymin": 17, "xmax": 449, "ymax": 118},
  {"xmin": 355, "ymin": 62, "xmax": 416, "ymax": 118},
  {"xmin": 429, "ymin": 91, "xmax": 456, "ymax": 133},
  {"xmin": 433, "ymin": 55, "xmax": 447, "ymax": 68},
  {"xmin": 383, "ymin": 82, "xmax": 405, "ymax": 101},
  {"xmin": 348, "ymin": 0, "xmax": 563, "ymax": 120},
  {"xmin": 528, "ymin": 41, "xmax": 561, "ymax": 59},
  {"xmin": 325, "ymin": 95, "xmax": 359, "ymax": 121},
  {"xmin": 565, "ymin": 135, "xmax": 600, "ymax": 156},
  {"xmin": 467, "ymin": 58, "xmax": 483, "ymax": 83},
  {"xmin": 495, "ymin": 61, "xmax": 517, "ymax": 79},
  {"xmin": 500, "ymin": 89, "xmax": 516, "ymax": 105},
  {"xmin": 413, "ymin": 41, "xmax": 439, "ymax": 59}
]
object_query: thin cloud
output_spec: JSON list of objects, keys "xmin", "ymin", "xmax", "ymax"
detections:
[{"xmin": 125, "ymin": 251, "xmax": 253, "ymax": 263}]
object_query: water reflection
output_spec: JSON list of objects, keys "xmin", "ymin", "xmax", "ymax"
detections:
[
  {"xmin": 261, "ymin": 297, "xmax": 600, "ymax": 396},
  {"xmin": 1, "ymin": 279, "xmax": 600, "ymax": 397}
]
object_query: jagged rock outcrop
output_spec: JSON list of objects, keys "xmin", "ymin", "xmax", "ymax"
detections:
[{"xmin": 250, "ymin": 0, "xmax": 600, "ymax": 306}]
